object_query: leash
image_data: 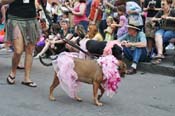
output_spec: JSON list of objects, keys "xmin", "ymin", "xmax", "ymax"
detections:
[
  {"xmin": 62, "ymin": 38, "xmax": 88, "ymax": 55},
  {"xmin": 39, "ymin": 37, "xmax": 99, "ymax": 67},
  {"xmin": 61, "ymin": 37, "xmax": 100, "ymax": 59}
]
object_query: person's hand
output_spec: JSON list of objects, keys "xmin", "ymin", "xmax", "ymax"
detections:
[
  {"xmin": 151, "ymin": 17, "xmax": 161, "ymax": 22},
  {"xmin": 85, "ymin": 34, "xmax": 89, "ymax": 38},
  {"xmin": 161, "ymin": 15, "xmax": 167, "ymax": 19},
  {"xmin": 64, "ymin": 1, "xmax": 70, "ymax": 7},
  {"xmin": 127, "ymin": 10, "xmax": 135, "ymax": 15},
  {"xmin": 148, "ymin": 7, "xmax": 155, "ymax": 10},
  {"xmin": 45, "ymin": 39, "xmax": 50, "ymax": 43},
  {"xmin": 125, "ymin": 42, "xmax": 133, "ymax": 47},
  {"xmin": 121, "ymin": 40, "xmax": 128, "ymax": 46},
  {"xmin": 50, "ymin": 43, "xmax": 55, "ymax": 49},
  {"xmin": 50, "ymin": 40, "xmax": 55, "ymax": 44},
  {"xmin": 111, "ymin": 23, "xmax": 117, "ymax": 28},
  {"xmin": 65, "ymin": 43, "xmax": 72, "ymax": 50},
  {"xmin": 90, "ymin": 21, "xmax": 95, "ymax": 25}
]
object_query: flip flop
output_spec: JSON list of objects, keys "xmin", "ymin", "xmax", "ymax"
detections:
[
  {"xmin": 151, "ymin": 59, "xmax": 162, "ymax": 65},
  {"xmin": 152, "ymin": 54, "xmax": 165, "ymax": 59},
  {"xmin": 17, "ymin": 66, "xmax": 25, "ymax": 69},
  {"xmin": 21, "ymin": 81, "xmax": 37, "ymax": 87},
  {"xmin": 7, "ymin": 75, "xmax": 15, "ymax": 84}
]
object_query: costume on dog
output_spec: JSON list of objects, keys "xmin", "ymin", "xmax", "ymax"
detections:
[
  {"xmin": 52, "ymin": 52, "xmax": 121, "ymax": 98},
  {"xmin": 52, "ymin": 52, "xmax": 80, "ymax": 98},
  {"xmin": 79, "ymin": 39, "xmax": 123, "ymax": 60}
]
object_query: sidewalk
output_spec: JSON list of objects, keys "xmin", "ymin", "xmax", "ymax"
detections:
[
  {"xmin": 1, "ymin": 48, "xmax": 174, "ymax": 77},
  {"xmin": 138, "ymin": 49, "xmax": 175, "ymax": 77}
]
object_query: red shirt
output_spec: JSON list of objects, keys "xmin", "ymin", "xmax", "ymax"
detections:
[{"xmin": 89, "ymin": 0, "xmax": 102, "ymax": 21}]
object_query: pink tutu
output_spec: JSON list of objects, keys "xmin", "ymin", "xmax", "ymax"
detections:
[{"xmin": 52, "ymin": 52, "xmax": 80, "ymax": 98}]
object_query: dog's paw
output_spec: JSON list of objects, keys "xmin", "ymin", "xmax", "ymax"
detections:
[
  {"xmin": 75, "ymin": 96, "xmax": 83, "ymax": 102},
  {"xmin": 49, "ymin": 96, "xmax": 56, "ymax": 101},
  {"xmin": 95, "ymin": 102, "xmax": 103, "ymax": 106}
]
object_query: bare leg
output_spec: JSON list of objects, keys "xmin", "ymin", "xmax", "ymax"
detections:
[
  {"xmin": 0, "ymin": 5, "xmax": 8, "ymax": 24},
  {"xmin": 9, "ymin": 32, "xmax": 24, "ymax": 78},
  {"xmin": 147, "ymin": 38, "xmax": 154, "ymax": 53},
  {"xmin": 93, "ymin": 81, "xmax": 103, "ymax": 106},
  {"xmin": 155, "ymin": 34, "xmax": 163, "ymax": 55},
  {"xmin": 49, "ymin": 72, "xmax": 60, "ymax": 101},
  {"xmin": 24, "ymin": 43, "xmax": 35, "ymax": 83}
]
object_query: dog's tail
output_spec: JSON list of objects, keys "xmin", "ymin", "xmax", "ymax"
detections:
[{"xmin": 39, "ymin": 56, "xmax": 58, "ymax": 66}]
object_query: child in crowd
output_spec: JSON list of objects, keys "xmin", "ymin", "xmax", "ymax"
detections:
[
  {"xmin": 104, "ymin": 16, "xmax": 114, "ymax": 41},
  {"xmin": 112, "ymin": 5, "xmax": 128, "ymax": 39},
  {"xmin": 86, "ymin": 24, "xmax": 103, "ymax": 41}
]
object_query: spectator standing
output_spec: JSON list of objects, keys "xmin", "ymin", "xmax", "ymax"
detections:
[
  {"xmin": 114, "ymin": 0, "xmax": 126, "ymax": 6},
  {"xmin": 88, "ymin": 0, "xmax": 103, "ymax": 27},
  {"xmin": 65, "ymin": 0, "xmax": 88, "ymax": 32},
  {"xmin": 126, "ymin": 1, "xmax": 144, "ymax": 29},
  {"xmin": 86, "ymin": 0, "xmax": 92, "ymax": 17}
]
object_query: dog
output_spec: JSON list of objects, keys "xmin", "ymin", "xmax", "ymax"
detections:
[{"xmin": 49, "ymin": 54, "xmax": 126, "ymax": 106}]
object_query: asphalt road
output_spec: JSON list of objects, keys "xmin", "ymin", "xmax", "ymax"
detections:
[{"xmin": 0, "ymin": 51, "xmax": 175, "ymax": 116}]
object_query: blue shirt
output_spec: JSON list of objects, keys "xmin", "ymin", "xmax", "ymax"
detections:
[
  {"xmin": 118, "ymin": 31, "xmax": 147, "ymax": 49},
  {"xmin": 86, "ymin": 0, "xmax": 92, "ymax": 17}
]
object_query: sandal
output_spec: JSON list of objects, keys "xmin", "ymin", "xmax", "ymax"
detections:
[
  {"xmin": 151, "ymin": 59, "xmax": 162, "ymax": 65},
  {"xmin": 21, "ymin": 81, "xmax": 37, "ymax": 87},
  {"xmin": 17, "ymin": 66, "xmax": 25, "ymax": 69},
  {"xmin": 6, "ymin": 75, "xmax": 15, "ymax": 84},
  {"xmin": 152, "ymin": 54, "xmax": 165, "ymax": 59}
]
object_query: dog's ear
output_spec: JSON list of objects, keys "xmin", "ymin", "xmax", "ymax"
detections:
[
  {"xmin": 112, "ymin": 45, "xmax": 123, "ymax": 60},
  {"xmin": 118, "ymin": 60, "xmax": 127, "ymax": 78}
]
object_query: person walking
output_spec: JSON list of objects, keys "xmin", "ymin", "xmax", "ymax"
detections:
[{"xmin": 5, "ymin": 0, "xmax": 41, "ymax": 87}]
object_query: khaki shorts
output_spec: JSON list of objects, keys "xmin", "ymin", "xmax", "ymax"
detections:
[
  {"xmin": 5, "ymin": 15, "xmax": 41, "ymax": 45},
  {"xmin": 145, "ymin": 17, "xmax": 156, "ymax": 38}
]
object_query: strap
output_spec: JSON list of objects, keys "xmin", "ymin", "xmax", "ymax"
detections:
[
  {"xmin": 8, "ymin": 74, "xmax": 15, "ymax": 80},
  {"xmin": 40, "ymin": 0, "xmax": 52, "ymax": 34}
]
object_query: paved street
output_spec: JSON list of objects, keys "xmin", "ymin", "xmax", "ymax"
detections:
[{"xmin": 0, "ymin": 51, "xmax": 175, "ymax": 116}]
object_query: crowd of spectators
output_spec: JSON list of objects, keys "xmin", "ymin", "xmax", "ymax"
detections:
[{"xmin": 0, "ymin": 0, "xmax": 175, "ymax": 75}]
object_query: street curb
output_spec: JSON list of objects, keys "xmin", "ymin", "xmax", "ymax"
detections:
[{"xmin": 138, "ymin": 62, "xmax": 175, "ymax": 77}]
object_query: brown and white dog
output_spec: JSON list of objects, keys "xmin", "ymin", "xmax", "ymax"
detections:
[{"xmin": 49, "ymin": 57, "xmax": 126, "ymax": 106}]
